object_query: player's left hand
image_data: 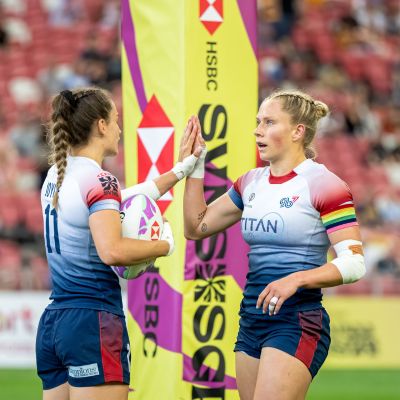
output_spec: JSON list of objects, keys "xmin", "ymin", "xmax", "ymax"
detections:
[
  {"xmin": 178, "ymin": 116, "xmax": 203, "ymax": 162},
  {"xmin": 256, "ymin": 275, "xmax": 299, "ymax": 315}
]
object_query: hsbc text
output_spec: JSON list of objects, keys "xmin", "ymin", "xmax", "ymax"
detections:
[{"xmin": 206, "ymin": 41, "xmax": 218, "ymax": 91}]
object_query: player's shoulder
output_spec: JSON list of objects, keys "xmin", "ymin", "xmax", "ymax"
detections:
[
  {"xmin": 237, "ymin": 167, "xmax": 267, "ymax": 184},
  {"xmin": 233, "ymin": 167, "xmax": 267, "ymax": 194},
  {"xmin": 296, "ymin": 159, "xmax": 348, "ymax": 189},
  {"xmin": 68, "ymin": 157, "xmax": 119, "ymax": 185}
]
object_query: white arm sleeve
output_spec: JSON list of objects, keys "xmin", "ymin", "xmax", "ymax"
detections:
[
  {"xmin": 331, "ymin": 239, "xmax": 366, "ymax": 284},
  {"xmin": 121, "ymin": 180, "xmax": 161, "ymax": 202}
]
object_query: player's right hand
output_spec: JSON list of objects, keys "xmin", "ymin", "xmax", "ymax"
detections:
[{"xmin": 178, "ymin": 116, "xmax": 203, "ymax": 161}]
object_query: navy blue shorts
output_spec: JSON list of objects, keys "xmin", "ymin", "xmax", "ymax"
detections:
[
  {"xmin": 234, "ymin": 308, "xmax": 330, "ymax": 378},
  {"xmin": 36, "ymin": 308, "xmax": 130, "ymax": 389}
]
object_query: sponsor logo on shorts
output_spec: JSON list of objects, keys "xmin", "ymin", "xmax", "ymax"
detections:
[{"xmin": 68, "ymin": 363, "xmax": 100, "ymax": 378}]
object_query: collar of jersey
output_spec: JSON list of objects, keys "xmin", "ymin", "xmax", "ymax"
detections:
[
  {"xmin": 268, "ymin": 159, "xmax": 313, "ymax": 184},
  {"xmin": 68, "ymin": 155, "xmax": 101, "ymax": 169}
]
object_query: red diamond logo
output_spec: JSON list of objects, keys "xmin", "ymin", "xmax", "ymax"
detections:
[
  {"xmin": 151, "ymin": 221, "xmax": 161, "ymax": 240},
  {"xmin": 137, "ymin": 95, "xmax": 174, "ymax": 214},
  {"xmin": 199, "ymin": 0, "xmax": 223, "ymax": 35}
]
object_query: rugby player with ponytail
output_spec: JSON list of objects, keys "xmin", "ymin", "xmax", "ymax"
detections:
[{"xmin": 36, "ymin": 87, "xmax": 201, "ymax": 400}]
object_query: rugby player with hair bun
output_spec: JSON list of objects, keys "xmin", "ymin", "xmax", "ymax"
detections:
[{"xmin": 183, "ymin": 89, "xmax": 365, "ymax": 400}]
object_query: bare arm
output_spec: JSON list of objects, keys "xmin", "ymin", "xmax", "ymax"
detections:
[
  {"xmin": 89, "ymin": 210, "xmax": 169, "ymax": 266},
  {"xmin": 183, "ymin": 116, "xmax": 242, "ymax": 239},
  {"xmin": 183, "ymin": 178, "xmax": 242, "ymax": 240}
]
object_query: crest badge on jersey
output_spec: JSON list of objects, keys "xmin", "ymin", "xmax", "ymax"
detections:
[
  {"xmin": 199, "ymin": 0, "xmax": 223, "ymax": 35},
  {"xmin": 280, "ymin": 196, "xmax": 299, "ymax": 208},
  {"xmin": 137, "ymin": 95, "xmax": 174, "ymax": 214}
]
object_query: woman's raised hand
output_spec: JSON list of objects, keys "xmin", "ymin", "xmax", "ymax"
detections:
[
  {"xmin": 178, "ymin": 116, "xmax": 200, "ymax": 162},
  {"xmin": 171, "ymin": 116, "xmax": 204, "ymax": 181}
]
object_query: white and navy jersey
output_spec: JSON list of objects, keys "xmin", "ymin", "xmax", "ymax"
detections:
[
  {"xmin": 41, "ymin": 156, "xmax": 123, "ymax": 316},
  {"xmin": 228, "ymin": 159, "xmax": 358, "ymax": 315}
]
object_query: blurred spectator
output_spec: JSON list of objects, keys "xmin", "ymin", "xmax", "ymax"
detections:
[
  {"xmin": 333, "ymin": 14, "xmax": 360, "ymax": 50},
  {"xmin": 0, "ymin": 137, "xmax": 18, "ymax": 192},
  {"xmin": 357, "ymin": 194, "xmax": 382, "ymax": 227},
  {"xmin": 341, "ymin": 85, "xmax": 380, "ymax": 139},
  {"xmin": 383, "ymin": 154, "xmax": 400, "ymax": 188},
  {"xmin": 392, "ymin": 65, "xmax": 400, "ymax": 106},
  {"xmin": 62, "ymin": 59, "xmax": 90, "ymax": 90},
  {"xmin": 272, "ymin": 0, "xmax": 298, "ymax": 39},
  {"xmin": 106, "ymin": 38, "xmax": 121, "ymax": 83},
  {"xmin": 0, "ymin": 6, "xmax": 8, "ymax": 49},
  {"xmin": 79, "ymin": 33, "xmax": 108, "ymax": 85},
  {"xmin": 0, "ymin": 0, "xmax": 26, "ymax": 15},
  {"xmin": 9, "ymin": 109, "xmax": 43, "ymax": 160},
  {"xmin": 384, "ymin": 0, "xmax": 400, "ymax": 36},
  {"xmin": 3, "ymin": 17, "xmax": 31, "ymax": 44},
  {"xmin": 100, "ymin": 0, "xmax": 120, "ymax": 29},
  {"xmin": 375, "ymin": 188, "xmax": 400, "ymax": 225},
  {"xmin": 376, "ymin": 240, "xmax": 400, "ymax": 278},
  {"xmin": 9, "ymin": 77, "xmax": 43, "ymax": 105},
  {"xmin": 37, "ymin": 59, "xmax": 72, "ymax": 96},
  {"xmin": 353, "ymin": 0, "xmax": 387, "ymax": 35},
  {"xmin": 46, "ymin": 0, "xmax": 85, "ymax": 27}
]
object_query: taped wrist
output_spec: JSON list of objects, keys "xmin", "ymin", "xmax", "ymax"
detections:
[
  {"xmin": 172, "ymin": 154, "xmax": 198, "ymax": 180},
  {"xmin": 188, "ymin": 147, "xmax": 207, "ymax": 179}
]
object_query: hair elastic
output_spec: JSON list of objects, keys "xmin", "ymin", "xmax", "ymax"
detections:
[{"xmin": 61, "ymin": 90, "xmax": 78, "ymax": 109}]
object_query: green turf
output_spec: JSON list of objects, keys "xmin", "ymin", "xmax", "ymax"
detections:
[
  {"xmin": 0, "ymin": 369, "xmax": 41, "ymax": 400},
  {"xmin": 0, "ymin": 369, "xmax": 399, "ymax": 399},
  {"xmin": 307, "ymin": 370, "xmax": 400, "ymax": 400}
]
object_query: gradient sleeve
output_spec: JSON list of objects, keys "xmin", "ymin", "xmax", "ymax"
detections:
[
  {"xmin": 228, "ymin": 175, "xmax": 244, "ymax": 210},
  {"xmin": 310, "ymin": 171, "xmax": 358, "ymax": 234},
  {"xmin": 84, "ymin": 171, "xmax": 122, "ymax": 215}
]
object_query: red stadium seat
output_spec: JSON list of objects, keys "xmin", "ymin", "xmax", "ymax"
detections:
[
  {"xmin": 335, "ymin": 279, "xmax": 373, "ymax": 295},
  {"xmin": 0, "ymin": 240, "xmax": 22, "ymax": 289},
  {"xmin": 0, "ymin": 193, "xmax": 22, "ymax": 229}
]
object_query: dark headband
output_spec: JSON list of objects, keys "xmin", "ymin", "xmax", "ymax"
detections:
[{"xmin": 61, "ymin": 90, "xmax": 78, "ymax": 109}]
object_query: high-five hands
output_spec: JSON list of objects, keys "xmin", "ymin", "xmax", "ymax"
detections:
[
  {"xmin": 172, "ymin": 116, "xmax": 207, "ymax": 180},
  {"xmin": 188, "ymin": 116, "xmax": 207, "ymax": 179}
]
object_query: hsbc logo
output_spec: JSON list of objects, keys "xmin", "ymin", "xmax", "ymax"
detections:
[
  {"xmin": 151, "ymin": 221, "xmax": 161, "ymax": 240},
  {"xmin": 200, "ymin": 0, "xmax": 223, "ymax": 35},
  {"xmin": 137, "ymin": 95, "xmax": 174, "ymax": 214}
]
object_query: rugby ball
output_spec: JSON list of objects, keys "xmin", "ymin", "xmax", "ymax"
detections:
[{"xmin": 111, "ymin": 194, "xmax": 163, "ymax": 279}]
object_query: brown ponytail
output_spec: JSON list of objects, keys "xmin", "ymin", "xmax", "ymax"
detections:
[{"xmin": 47, "ymin": 88, "xmax": 113, "ymax": 208}]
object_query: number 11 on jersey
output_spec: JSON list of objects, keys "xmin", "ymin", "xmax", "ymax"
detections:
[{"xmin": 45, "ymin": 204, "xmax": 61, "ymax": 254}]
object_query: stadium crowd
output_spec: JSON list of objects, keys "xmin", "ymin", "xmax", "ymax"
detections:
[
  {"xmin": 0, "ymin": 0, "xmax": 123, "ymax": 289},
  {"xmin": 0, "ymin": 0, "xmax": 399, "ymax": 293}
]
